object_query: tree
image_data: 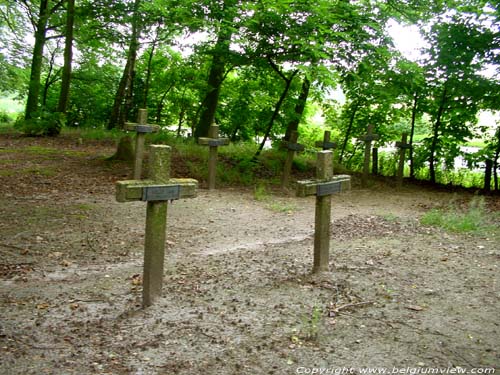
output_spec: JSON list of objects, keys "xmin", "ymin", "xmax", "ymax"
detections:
[
  {"xmin": 108, "ymin": 0, "xmax": 142, "ymax": 129},
  {"xmin": 22, "ymin": 0, "xmax": 65, "ymax": 120},
  {"xmin": 421, "ymin": 12, "xmax": 498, "ymax": 183},
  {"xmin": 56, "ymin": 0, "xmax": 74, "ymax": 114}
]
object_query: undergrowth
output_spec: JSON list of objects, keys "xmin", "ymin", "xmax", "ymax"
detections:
[{"xmin": 420, "ymin": 197, "xmax": 498, "ymax": 234}]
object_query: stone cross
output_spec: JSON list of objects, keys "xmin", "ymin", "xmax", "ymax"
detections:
[
  {"xmin": 395, "ymin": 132, "xmax": 411, "ymax": 187},
  {"xmin": 198, "ymin": 123, "xmax": 230, "ymax": 190},
  {"xmin": 296, "ymin": 151, "xmax": 351, "ymax": 273},
  {"xmin": 281, "ymin": 130, "xmax": 305, "ymax": 188},
  {"xmin": 125, "ymin": 109, "xmax": 160, "ymax": 180},
  {"xmin": 359, "ymin": 124, "xmax": 380, "ymax": 188},
  {"xmin": 116, "ymin": 145, "xmax": 198, "ymax": 307},
  {"xmin": 315, "ymin": 130, "xmax": 337, "ymax": 151}
]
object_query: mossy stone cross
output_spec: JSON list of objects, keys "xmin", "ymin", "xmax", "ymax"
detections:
[{"xmin": 125, "ymin": 109, "xmax": 160, "ymax": 179}]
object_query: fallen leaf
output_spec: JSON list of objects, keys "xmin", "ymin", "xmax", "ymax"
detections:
[
  {"xmin": 131, "ymin": 274, "xmax": 142, "ymax": 285},
  {"xmin": 406, "ymin": 305, "xmax": 424, "ymax": 311},
  {"xmin": 69, "ymin": 303, "xmax": 79, "ymax": 310}
]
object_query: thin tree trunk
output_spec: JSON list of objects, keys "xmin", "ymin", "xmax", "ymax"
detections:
[
  {"xmin": 409, "ymin": 91, "xmax": 418, "ymax": 179},
  {"xmin": 154, "ymin": 83, "xmax": 174, "ymax": 124},
  {"xmin": 177, "ymin": 110, "xmax": 185, "ymax": 137},
  {"xmin": 254, "ymin": 63, "xmax": 298, "ymax": 158},
  {"xmin": 42, "ymin": 46, "xmax": 58, "ymax": 106},
  {"xmin": 284, "ymin": 76, "xmax": 310, "ymax": 141},
  {"xmin": 108, "ymin": 0, "xmax": 141, "ymax": 129},
  {"xmin": 429, "ymin": 86, "xmax": 447, "ymax": 184},
  {"xmin": 338, "ymin": 101, "xmax": 359, "ymax": 164},
  {"xmin": 494, "ymin": 128, "xmax": 500, "ymax": 191},
  {"xmin": 57, "ymin": 0, "xmax": 74, "ymax": 115},
  {"xmin": 142, "ymin": 28, "xmax": 159, "ymax": 108}
]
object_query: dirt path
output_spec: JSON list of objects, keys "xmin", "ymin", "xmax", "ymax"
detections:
[{"xmin": 0, "ymin": 134, "xmax": 499, "ymax": 374}]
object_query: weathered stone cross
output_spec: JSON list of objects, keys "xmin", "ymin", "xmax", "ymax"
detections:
[
  {"xmin": 198, "ymin": 123, "xmax": 230, "ymax": 190},
  {"xmin": 281, "ymin": 130, "xmax": 305, "ymax": 188},
  {"xmin": 297, "ymin": 151, "xmax": 351, "ymax": 273},
  {"xmin": 116, "ymin": 145, "xmax": 198, "ymax": 307},
  {"xmin": 395, "ymin": 132, "xmax": 411, "ymax": 187},
  {"xmin": 125, "ymin": 109, "xmax": 160, "ymax": 179},
  {"xmin": 359, "ymin": 124, "xmax": 380, "ymax": 188},
  {"xmin": 315, "ymin": 130, "xmax": 337, "ymax": 151}
]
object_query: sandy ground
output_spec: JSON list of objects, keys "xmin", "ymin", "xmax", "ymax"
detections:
[{"xmin": 0, "ymin": 134, "xmax": 499, "ymax": 374}]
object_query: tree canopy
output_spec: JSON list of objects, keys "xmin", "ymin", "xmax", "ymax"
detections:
[{"xmin": 0, "ymin": 0, "xmax": 499, "ymax": 188}]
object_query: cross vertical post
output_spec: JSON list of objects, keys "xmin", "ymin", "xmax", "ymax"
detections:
[
  {"xmin": 198, "ymin": 123, "xmax": 230, "ymax": 190},
  {"xmin": 297, "ymin": 151, "xmax": 351, "ymax": 273},
  {"xmin": 395, "ymin": 133, "xmax": 411, "ymax": 188},
  {"xmin": 125, "ymin": 109, "xmax": 160, "ymax": 179},
  {"xmin": 143, "ymin": 145, "xmax": 169, "ymax": 307},
  {"xmin": 360, "ymin": 124, "xmax": 380, "ymax": 188},
  {"xmin": 116, "ymin": 145, "xmax": 198, "ymax": 307},
  {"xmin": 281, "ymin": 130, "xmax": 305, "ymax": 188},
  {"xmin": 314, "ymin": 151, "xmax": 333, "ymax": 272},
  {"xmin": 372, "ymin": 147, "xmax": 379, "ymax": 175}
]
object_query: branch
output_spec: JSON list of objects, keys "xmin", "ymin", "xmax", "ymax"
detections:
[{"xmin": 49, "ymin": 0, "xmax": 66, "ymax": 14}]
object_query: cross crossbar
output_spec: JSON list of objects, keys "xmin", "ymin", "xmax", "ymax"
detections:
[
  {"xmin": 296, "ymin": 175, "xmax": 351, "ymax": 197},
  {"xmin": 198, "ymin": 137, "xmax": 230, "ymax": 147},
  {"xmin": 125, "ymin": 123, "xmax": 160, "ymax": 133},
  {"xmin": 284, "ymin": 141, "xmax": 305, "ymax": 152},
  {"xmin": 315, "ymin": 141, "xmax": 337, "ymax": 149},
  {"xmin": 116, "ymin": 178, "xmax": 198, "ymax": 202},
  {"xmin": 315, "ymin": 130, "xmax": 337, "ymax": 150},
  {"xmin": 396, "ymin": 141, "xmax": 411, "ymax": 150}
]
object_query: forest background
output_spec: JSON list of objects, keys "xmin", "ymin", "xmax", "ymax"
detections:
[{"xmin": 0, "ymin": 0, "xmax": 499, "ymax": 190}]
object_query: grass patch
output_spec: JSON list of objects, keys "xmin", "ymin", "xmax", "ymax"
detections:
[
  {"xmin": 63, "ymin": 127, "xmax": 123, "ymax": 141},
  {"xmin": 267, "ymin": 201, "xmax": 297, "ymax": 213},
  {"xmin": 23, "ymin": 166, "xmax": 57, "ymax": 177},
  {"xmin": 420, "ymin": 197, "xmax": 496, "ymax": 234}
]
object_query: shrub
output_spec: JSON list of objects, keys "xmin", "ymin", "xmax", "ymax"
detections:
[{"xmin": 15, "ymin": 110, "xmax": 65, "ymax": 136}]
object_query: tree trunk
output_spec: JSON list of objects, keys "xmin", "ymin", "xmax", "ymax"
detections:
[
  {"xmin": 494, "ymin": 128, "xmax": 500, "ymax": 191},
  {"xmin": 25, "ymin": 0, "xmax": 50, "ymax": 119},
  {"xmin": 42, "ymin": 46, "xmax": 58, "ymax": 106},
  {"xmin": 409, "ymin": 91, "xmax": 418, "ymax": 179},
  {"xmin": 194, "ymin": 29, "xmax": 232, "ymax": 138},
  {"xmin": 429, "ymin": 86, "xmax": 447, "ymax": 184},
  {"xmin": 254, "ymin": 67, "xmax": 298, "ymax": 158},
  {"xmin": 284, "ymin": 76, "xmax": 310, "ymax": 141},
  {"xmin": 338, "ymin": 101, "xmax": 359, "ymax": 164},
  {"xmin": 143, "ymin": 30, "xmax": 159, "ymax": 108},
  {"xmin": 154, "ymin": 85, "xmax": 173, "ymax": 124},
  {"xmin": 57, "ymin": 0, "xmax": 74, "ymax": 116},
  {"xmin": 108, "ymin": 0, "xmax": 141, "ymax": 129},
  {"xmin": 177, "ymin": 110, "xmax": 185, "ymax": 137}
]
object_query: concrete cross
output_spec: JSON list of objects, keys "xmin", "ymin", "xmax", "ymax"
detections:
[
  {"xmin": 116, "ymin": 145, "xmax": 198, "ymax": 307},
  {"xmin": 125, "ymin": 109, "xmax": 160, "ymax": 179},
  {"xmin": 198, "ymin": 123, "xmax": 230, "ymax": 190},
  {"xmin": 395, "ymin": 132, "xmax": 411, "ymax": 188},
  {"xmin": 281, "ymin": 130, "xmax": 305, "ymax": 188},
  {"xmin": 315, "ymin": 130, "xmax": 337, "ymax": 151},
  {"xmin": 296, "ymin": 151, "xmax": 351, "ymax": 273},
  {"xmin": 359, "ymin": 124, "xmax": 380, "ymax": 188}
]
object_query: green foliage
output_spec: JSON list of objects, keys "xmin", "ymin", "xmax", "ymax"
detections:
[
  {"xmin": 0, "ymin": 110, "xmax": 12, "ymax": 124},
  {"xmin": 14, "ymin": 110, "xmax": 65, "ymax": 136},
  {"xmin": 420, "ymin": 197, "xmax": 495, "ymax": 234}
]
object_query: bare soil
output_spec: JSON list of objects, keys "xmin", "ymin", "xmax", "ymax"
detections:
[{"xmin": 0, "ymin": 133, "xmax": 499, "ymax": 375}]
